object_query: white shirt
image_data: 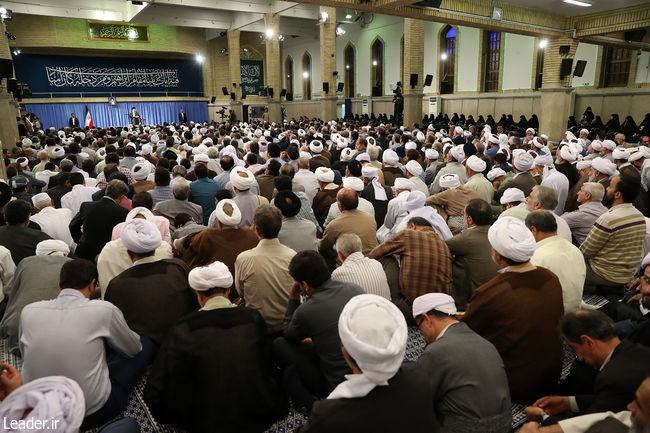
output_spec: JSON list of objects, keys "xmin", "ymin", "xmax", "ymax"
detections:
[
  {"xmin": 60, "ymin": 184, "xmax": 100, "ymax": 216},
  {"xmin": 332, "ymin": 252, "xmax": 390, "ymax": 299},
  {"xmin": 530, "ymin": 235, "xmax": 586, "ymax": 313},
  {"xmin": 324, "ymin": 198, "xmax": 375, "ymax": 228},
  {"xmin": 30, "ymin": 206, "xmax": 75, "ymax": 249},
  {"xmin": 541, "ymin": 168, "xmax": 570, "ymax": 215},
  {"xmin": 0, "ymin": 246, "xmax": 15, "ymax": 304},
  {"xmin": 19, "ymin": 289, "xmax": 142, "ymax": 415},
  {"xmin": 554, "ymin": 212, "xmax": 573, "ymax": 242},
  {"xmin": 293, "ymin": 169, "xmax": 320, "ymax": 204},
  {"xmin": 34, "ymin": 169, "xmax": 58, "ymax": 191}
]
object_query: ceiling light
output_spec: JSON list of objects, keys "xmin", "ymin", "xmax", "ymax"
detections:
[
  {"xmin": 303, "ymin": 71, "xmax": 309, "ymax": 78},
  {"xmin": 320, "ymin": 11, "xmax": 329, "ymax": 22},
  {"xmin": 563, "ymin": 0, "xmax": 592, "ymax": 6},
  {"xmin": 287, "ymin": 74, "xmax": 290, "ymax": 78},
  {"xmin": 265, "ymin": 28, "xmax": 274, "ymax": 38},
  {"xmin": 336, "ymin": 26, "xmax": 346, "ymax": 36},
  {"xmin": 12, "ymin": 49, "xmax": 19, "ymax": 55},
  {"xmin": 539, "ymin": 39, "xmax": 548, "ymax": 49},
  {"xmin": 441, "ymin": 53, "xmax": 448, "ymax": 60},
  {"xmin": 0, "ymin": 8, "xmax": 6, "ymax": 15},
  {"xmin": 372, "ymin": 60, "xmax": 377, "ymax": 66},
  {"xmin": 195, "ymin": 54, "xmax": 204, "ymax": 63},
  {"xmin": 278, "ymin": 35, "xmax": 284, "ymax": 41},
  {"xmin": 345, "ymin": 13, "xmax": 352, "ymax": 19}
]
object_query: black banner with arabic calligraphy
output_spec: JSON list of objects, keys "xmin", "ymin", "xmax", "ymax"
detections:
[
  {"xmin": 13, "ymin": 54, "xmax": 203, "ymax": 97},
  {"xmin": 88, "ymin": 22, "xmax": 149, "ymax": 42}
]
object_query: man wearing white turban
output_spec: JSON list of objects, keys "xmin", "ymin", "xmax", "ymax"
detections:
[
  {"xmin": 19, "ymin": 259, "xmax": 153, "ymax": 430},
  {"xmin": 360, "ymin": 165, "xmax": 394, "ymax": 228},
  {"xmin": 426, "ymin": 174, "xmax": 482, "ymax": 234},
  {"xmin": 381, "ymin": 149, "xmax": 406, "ymax": 187},
  {"xmin": 145, "ymin": 260, "xmax": 288, "ymax": 433},
  {"xmin": 30, "ymin": 192, "xmax": 75, "ymax": 249},
  {"xmin": 323, "ymin": 177, "xmax": 375, "ymax": 228},
  {"xmin": 463, "ymin": 155, "xmax": 493, "ymax": 203},
  {"xmin": 131, "ymin": 162, "xmax": 155, "ymax": 193},
  {"xmin": 312, "ymin": 167, "xmax": 342, "ymax": 228},
  {"xmin": 412, "ymin": 293, "xmax": 511, "ymax": 433},
  {"xmin": 494, "ymin": 149, "xmax": 538, "ymax": 203},
  {"xmin": 105, "ymin": 219, "xmax": 198, "ymax": 344},
  {"xmin": 463, "ymin": 216, "xmax": 564, "ymax": 404},
  {"xmin": 536, "ymin": 152, "xmax": 570, "ymax": 215},
  {"xmin": 300, "ymin": 294, "xmax": 437, "ymax": 433},
  {"xmin": 376, "ymin": 178, "xmax": 415, "ymax": 243},
  {"xmin": 404, "ymin": 160, "xmax": 429, "ymax": 197},
  {"xmin": 430, "ymin": 145, "xmax": 468, "ymax": 194},
  {"xmin": 231, "ymin": 166, "xmax": 268, "ymax": 228}
]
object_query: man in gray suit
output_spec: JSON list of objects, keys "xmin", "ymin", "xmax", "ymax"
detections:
[
  {"xmin": 275, "ymin": 190, "xmax": 317, "ymax": 252},
  {"xmin": 412, "ymin": 293, "xmax": 512, "ymax": 433}
]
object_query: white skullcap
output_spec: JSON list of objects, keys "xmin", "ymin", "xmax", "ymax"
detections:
[
  {"xmin": 488, "ymin": 134, "xmax": 500, "ymax": 145},
  {"xmin": 405, "ymin": 142, "xmax": 417, "ymax": 151},
  {"xmin": 316, "ymin": 167, "xmax": 335, "ymax": 183},
  {"xmin": 580, "ymin": 128, "xmax": 589, "ymax": 135},
  {"xmin": 382, "ymin": 149, "xmax": 399, "ymax": 165},
  {"xmin": 337, "ymin": 136, "xmax": 349, "ymax": 150},
  {"xmin": 120, "ymin": 219, "xmax": 162, "ymax": 254},
  {"xmin": 22, "ymin": 138, "xmax": 32, "ymax": 147},
  {"xmin": 394, "ymin": 178, "xmax": 414, "ymax": 191},
  {"xmin": 439, "ymin": 173, "xmax": 461, "ymax": 190},
  {"xmin": 141, "ymin": 144, "xmax": 153, "ymax": 155},
  {"xmin": 230, "ymin": 166, "xmax": 255, "ymax": 190},
  {"xmin": 629, "ymin": 149, "xmax": 646, "ymax": 162},
  {"xmin": 416, "ymin": 132, "xmax": 425, "ymax": 143},
  {"xmin": 466, "ymin": 155, "xmax": 486, "ymax": 173},
  {"xmin": 500, "ymin": 187, "xmax": 526, "ymax": 204},
  {"xmin": 425, "ymin": 149, "xmax": 439, "ymax": 161},
  {"xmin": 131, "ymin": 162, "xmax": 150, "ymax": 181},
  {"xmin": 338, "ymin": 294, "xmax": 407, "ymax": 386},
  {"xmin": 404, "ymin": 190, "xmax": 426, "ymax": 211},
  {"xmin": 488, "ymin": 216, "xmax": 537, "ymax": 262},
  {"xmin": 412, "ymin": 293, "xmax": 457, "ymax": 318},
  {"xmin": 450, "ymin": 146, "xmax": 465, "ymax": 162},
  {"xmin": 356, "ymin": 153, "xmax": 371, "ymax": 162},
  {"xmin": 532, "ymin": 137, "xmax": 545, "ymax": 149},
  {"xmin": 150, "ymin": 133, "xmax": 160, "ymax": 143},
  {"xmin": 341, "ymin": 148, "xmax": 353, "ymax": 161},
  {"xmin": 602, "ymin": 140, "xmax": 616, "ymax": 151},
  {"xmin": 535, "ymin": 153, "xmax": 554, "ymax": 168},
  {"xmin": 52, "ymin": 146, "xmax": 65, "ymax": 158},
  {"xmin": 454, "ymin": 126, "xmax": 463, "ymax": 135},
  {"xmin": 96, "ymin": 148, "xmax": 106, "ymax": 160},
  {"xmin": 612, "ymin": 148, "xmax": 630, "ymax": 160},
  {"xmin": 310, "ymin": 140, "xmax": 323, "ymax": 154},
  {"xmin": 642, "ymin": 250, "xmax": 650, "ymax": 269},
  {"xmin": 405, "ymin": 160, "xmax": 423, "ymax": 176},
  {"xmin": 463, "ymin": 131, "xmax": 471, "ymax": 138},
  {"xmin": 559, "ymin": 146, "xmax": 578, "ymax": 163},
  {"xmin": 486, "ymin": 167, "xmax": 506, "ymax": 181},
  {"xmin": 32, "ymin": 192, "xmax": 51, "ymax": 207},
  {"xmin": 215, "ymin": 199, "xmax": 242, "ymax": 226},
  {"xmin": 189, "ymin": 260, "xmax": 233, "ymax": 291},
  {"xmin": 194, "ymin": 153, "xmax": 209, "ymax": 163},
  {"xmin": 526, "ymin": 128, "xmax": 535, "ymax": 134},
  {"xmin": 297, "ymin": 128, "xmax": 306, "ymax": 137},
  {"xmin": 126, "ymin": 207, "xmax": 155, "ymax": 225},
  {"xmin": 591, "ymin": 140, "xmax": 602, "ymax": 151},
  {"xmin": 513, "ymin": 149, "xmax": 534, "ymax": 172},
  {"xmin": 576, "ymin": 160, "xmax": 592, "ymax": 170},
  {"xmin": 299, "ymin": 151, "xmax": 312, "ymax": 160},
  {"xmin": 35, "ymin": 240, "xmax": 70, "ymax": 256},
  {"xmin": 361, "ymin": 165, "xmax": 378, "ymax": 179},
  {"xmin": 16, "ymin": 157, "xmax": 28, "ymax": 168},
  {"xmin": 591, "ymin": 157, "xmax": 617, "ymax": 176},
  {"xmin": 343, "ymin": 176, "xmax": 364, "ymax": 192},
  {"xmin": 368, "ymin": 136, "xmax": 377, "ymax": 147}
]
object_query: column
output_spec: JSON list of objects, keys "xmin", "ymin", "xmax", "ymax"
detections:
[
  {"xmin": 227, "ymin": 29, "xmax": 243, "ymax": 122},
  {"xmin": 264, "ymin": 13, "xmax": 281, "ymax": 124},
  {"xmin": 319, "ymin": 6, "xmax": 337, "ymax": 122},
  {"xmin": 402, "ymin": 18, "xmax": 424, "ymax": 128},
  {"xmin": 539, "ymin": 37, "xmax": 578, "ymax": 141}
]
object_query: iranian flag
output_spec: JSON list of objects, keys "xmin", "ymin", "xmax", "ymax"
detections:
[{"xmin": 84, "ymin": 105, "xmax": 94, "ymax": 128}]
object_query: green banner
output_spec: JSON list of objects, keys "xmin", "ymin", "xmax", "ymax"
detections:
[{"xmin": 241, "ymin": 60, "xmax": 263, "ymax": 97}]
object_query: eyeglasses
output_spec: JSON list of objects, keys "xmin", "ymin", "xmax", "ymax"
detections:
[
  {"xmin": 415, "ymin": 315, "xmax": 424, "ymax": 327},
  {"xmin": 641, "ymin": 275, "xmax": 650, "ymax": 285}
]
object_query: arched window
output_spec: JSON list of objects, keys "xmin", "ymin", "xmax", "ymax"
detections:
[
  {"xmin": 371, "ymin": 37, "xmax": 384, "ymax": 97},
  {"xmin": 483, "ymin": 31, "xmax": 501, "ymax": 92},
  {"xmin": 285, "ymin": 56, "xmax": 294, "ymax": 97},
  {"xmin": 302, "ymin": 52, "xmax": 312, "ymax": 100},
  {"xmin": 439, "ymin": 25, "xmax": 456, "ymax": 94},
  {"xmin": 602, "ymin": 46, "xmax": 632, "ymax": 88},
  {"xmin": 344, "ymin": 43, "xmax": 355, "ymax": 98}
]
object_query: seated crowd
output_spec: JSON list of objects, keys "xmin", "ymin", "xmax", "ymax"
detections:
[{"xmin": 0, "ymin": 110, "xmax": 649, "ymax": 433}]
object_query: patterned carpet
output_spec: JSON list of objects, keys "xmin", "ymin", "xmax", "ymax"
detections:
[{"xmin": 2, "ymin": 298, "xmax": 602, "ymax": 433}]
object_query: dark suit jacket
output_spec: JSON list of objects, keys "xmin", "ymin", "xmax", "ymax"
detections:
[
  {"xmin": 68, "ymin": 117, "xmax": 80, "ymax": 128},
  {"xmin": 178, "ymin": 112, "xmax": 187, "ymax": 124},
  {"xmin": 494, "ymin": 171, "xmax": 537, "ymax": 202},
  {"xmin": 69, "ymin": 197, "xmax": 128, "ymax": 260},
  {"xmin": 576, "ymin": 340, "xmax": 650, "ymax": 414},
  {"xmin": 0, "ymin": 226, "xmax": 51, "ymax": 265},
  {"xmin": 46, "ymin": 185, "xmax": 71, "ymax": 209},
  {"xmin": 361, "ymin": 183, "xmax": 394, "ymax": 227}
]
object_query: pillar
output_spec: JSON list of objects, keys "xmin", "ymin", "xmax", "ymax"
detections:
[
  {"xmin": 539, "ymin": 37, "xmax": 578, "ymax": 141},
  {"xmin": 319, "ymin": 6, "xmax": 337, "ymax": 122},
  {"xmin": 227, "ymin": 29, "xmax": 243, "ymax": 122},
  {"xmin": 0, "ymin": 21, "xmax": 15, "ymax": 179},
  {"xmin": 264, "ymin": 13, "xmax": 282, "ymax": 124},
  {"xmin": 402, "ymin": 18, "xmax": 424, "ymax": 128}
]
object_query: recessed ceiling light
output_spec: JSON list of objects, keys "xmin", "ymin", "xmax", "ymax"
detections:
[{"xmin": 563, "ymin": 0, "xmax": 592, "ymax": 7}]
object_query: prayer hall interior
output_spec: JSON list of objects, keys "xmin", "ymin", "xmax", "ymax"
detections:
[{"xmin": 0, "ymin": 0, "xmax": 649, "ymax": 432}]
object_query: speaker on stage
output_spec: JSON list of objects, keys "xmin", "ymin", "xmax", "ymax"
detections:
[
  {"xmin": 323, "ymin": 82, "xmax": 329, "ymax": 94},
  {"xmin": 410, "ymin": 73, "xmax": 418, "ymax": 88},
  {"xmin": 337, "ymin": 82, "xmax": 344, "ymax": 92},
  {"xmin": 210, "ymin": 96, "xmax": 216, "ymax": 103},
  {"xmin": 280, "ymin": 88, "xmax": 287, "ymax": 97},
  {"xmin": 221, "ymin": 87, "xmax": 228, "ymax": 96},
  {"xmin": 424, "ymin": 74, "xmax": 433, "ymax": 87},
  {"xmin": 573, "ymin": 60, "xmax": 587, "ymax": 77}
]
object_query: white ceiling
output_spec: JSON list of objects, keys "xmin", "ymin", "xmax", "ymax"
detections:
[{"xmin": 499, "ymin": 0, "xmax": 650, "ymax": 16}]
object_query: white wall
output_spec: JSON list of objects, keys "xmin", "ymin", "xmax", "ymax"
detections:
[
  {"xmin": 571, "ymin": 43, "xmax": 599, "ymax": 87},
  {"xmin": 335, "ymin": 14, "xmax": 403, "ymax": 97},
  {"xmin": 457, "ymin": 26, "xmax": 480, "ymax": 92},
  {"xmin": 635, "ymin": 51, "xmax": 650, "ymax": 84},
  {"xmin": 423, "ymin": 22, "xmax": 443, "ymax": 93},
  {"xmin": 281, "ymin": 35, "xmax": 321, "ymax": 100},
  {"xmin": 502, "ymin": 33, "xmax": 535, "ymax": 90}
]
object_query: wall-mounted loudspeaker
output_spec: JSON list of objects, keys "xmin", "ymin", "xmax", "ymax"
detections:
[
  {"xmin": 559, "ymin": 45, "xmax": 570, "ymax": 55},
  {"xmin": 573, "ymin": 60, "xmax": 587, "ymax": 77},
  {"xmin": 337, "ymin": 82, "xmax": 344, "ymax": 92},
  {"xmin": 323, "ymin": 82, "xmax": 329, "ymax": 93},
  {"xmin": 280, "ymin": 88, "xmax": 287, "ymax": 97},
  {"xmin": 210, "ymin": 96, "xmax": 216, "ymax": 103},
  {"xmin": 409, "ymin": 73, "xmax": 418, "ymax": 87},
  {"xmin": 221, "ymin": 87, "xmax": 228, "ymax": 96},
  {"xmin": 268, "ymin": 87, "xmax": 274, "ymax": 97},
  {"xmin": 424, "ymin": 74, "xmax": 433, "ymax": 87},
  {"xmin": 560, "ymin": 58, "xmax": 573, "ymax": 78}
]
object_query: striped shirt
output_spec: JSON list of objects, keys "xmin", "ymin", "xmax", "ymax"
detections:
[
  {"xmin": 580, "ymin": 203, "xmax": 646, "ymax": 284},
  {"xmin": 331, "ymin": 252, "xmax": 390, "ymax": 299}
]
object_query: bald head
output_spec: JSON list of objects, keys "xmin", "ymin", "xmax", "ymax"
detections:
[
  {"xmin": 337, "ymin": 188, "xmax": 358, "ymax": 211},
  {"xmin": 298, "ymin": 157, "xmax": 310, "ymax": 169}
]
